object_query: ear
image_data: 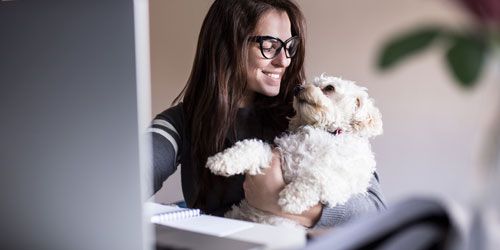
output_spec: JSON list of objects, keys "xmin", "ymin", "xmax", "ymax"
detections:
[
  {"xmin": 288, "ymin": 113, "xmax": 301, "ymax": 132},
  {"xmin": 351, "ymin": 96, "xmax": 383, "ymax": 137}
]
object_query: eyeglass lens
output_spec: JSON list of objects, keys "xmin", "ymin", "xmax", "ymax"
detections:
[{"xmin": 261, "ymin": 37, "xmax": 298, "ymax": 59}]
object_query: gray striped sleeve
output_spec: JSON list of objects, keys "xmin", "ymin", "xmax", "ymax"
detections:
[
  {"xmin": 149, "ymin": 117, "xmax": 182, "ymax": 193},
  {"xmin": 314, "ymin": 173, "xmax": 386, "ymax": 228},
  {"xmin": 152, "ymin": 119, "xmax": 179, "ymax": 136},
  {"xmin": 148, "ymin": 118, "xmax": 180, "ymax": 159}
]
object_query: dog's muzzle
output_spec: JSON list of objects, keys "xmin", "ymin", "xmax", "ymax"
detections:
[{"xmin": 293, "ymin": 85, "xmax": 304, "ymax": 96}]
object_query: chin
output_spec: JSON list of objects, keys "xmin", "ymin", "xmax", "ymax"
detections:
[
  {"xmin": 261, "ymin": 87, "xmax": 281, "ymax": 97},
  {"xmin": 247, "ymin": 77, "xmax": 281, "ymax": 97},
  {"xmin": 261, "ymin": 81, "xmax": 282, "ymax": 96}
]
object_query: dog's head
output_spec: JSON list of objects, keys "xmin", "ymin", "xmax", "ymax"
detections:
[{"xmin": 289, "ymin": 74, "xmax": 383, "ymax": 138}]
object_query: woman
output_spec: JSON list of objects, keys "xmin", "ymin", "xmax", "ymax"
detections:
[{"xmin": 150, "ymin": 0, "xmax": 385, "ymax": 228}]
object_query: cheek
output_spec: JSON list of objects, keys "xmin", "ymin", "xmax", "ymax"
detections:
[
  {"xmin": 248, "ymin": 55, "xmax": 270, "ymax": 72},
  {"xmin": 247, "ymin": 49, "xmax": 263, "ymax": 71}
]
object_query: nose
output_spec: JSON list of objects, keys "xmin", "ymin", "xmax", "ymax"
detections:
[
  {"xmin": 271, "ymin": 48, "xmax": 290, "ymax": 68},
  {"xmin": 293, "ymin": 85, "xmax": 304, "ymax": 96}
]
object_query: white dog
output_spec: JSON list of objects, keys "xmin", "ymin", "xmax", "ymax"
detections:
[{"xmin": 206, "ymin": 74, "xmax": 383, "ymax": 227}]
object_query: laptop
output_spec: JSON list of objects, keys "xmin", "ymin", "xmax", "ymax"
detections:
[{"xmin": 0, "ymin": 0, "xmax": 150, "ymax": 249}]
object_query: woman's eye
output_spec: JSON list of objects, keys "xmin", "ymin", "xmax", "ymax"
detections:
[{"xmin": 323, "ymin": 85, "xmax": 335, "ymax": 92}]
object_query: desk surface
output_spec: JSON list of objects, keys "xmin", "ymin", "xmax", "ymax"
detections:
[
  {"xmin": 155, "ymin": 218, "xmax": 306, "ymax": 250},
  {"xmin": 155, "ymin": 224, "xmax": 264, "ymax": 250},
  {"xmin": 228, "ymin": 222, "xmax": 306, "ymax": 249}
]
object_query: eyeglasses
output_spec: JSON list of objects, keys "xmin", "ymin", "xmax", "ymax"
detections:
[{"xmin": 249, "ymin": 35, "xmax": 300, "ymax": 59}]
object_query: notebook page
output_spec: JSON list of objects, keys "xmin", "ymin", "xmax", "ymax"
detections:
[{"xmin": 157, "ymin": 215, "xmax": 255, "ymax": 237}]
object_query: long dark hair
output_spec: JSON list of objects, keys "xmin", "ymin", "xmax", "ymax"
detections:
[{"xmin": 174, "ymin": 0, "xmax": 306, "ymax": 211}]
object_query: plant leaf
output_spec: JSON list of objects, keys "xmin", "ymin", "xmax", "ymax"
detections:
[
  {"xmin": 378, "ymin": 27, "xmax": 442, "ymax": 70},
  {"xmin": 445, "ymin": 34, "xmax": 488, "ymax": 88}
]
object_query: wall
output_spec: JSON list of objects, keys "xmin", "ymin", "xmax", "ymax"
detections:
[{"xmin": 149, "ymin": 0, "xmax": 500, "ymax": 205}]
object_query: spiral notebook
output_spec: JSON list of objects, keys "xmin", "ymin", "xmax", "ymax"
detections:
[
  {"xmin": 145, "ymin": 202, "xmax": 254, "ymax": 237},
  {"xmin": 146, "ymin": 202, "xmax": 201, "ymax": 223}
]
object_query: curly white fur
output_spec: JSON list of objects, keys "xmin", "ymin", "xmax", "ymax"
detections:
[
  {"xmin": 205, "ymin": 74, "xmax": 383, "ymax": 228},
  {"xmin": 207, "ymin": 139, "xmax": 273, "ymax": 176}
]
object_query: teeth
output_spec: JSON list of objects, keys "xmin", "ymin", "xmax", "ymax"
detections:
[{"xmin": 264, "ymin": 72, "xmax": 280, "ymax": 79}]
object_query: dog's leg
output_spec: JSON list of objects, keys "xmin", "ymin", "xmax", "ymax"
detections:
[
  {"xmin": 206, "ymin": 139, "xmax": 273, "ymax": 176},
  {"xmin": 278, "ymin": 175, "xmax": 321, "ymax": 214}
]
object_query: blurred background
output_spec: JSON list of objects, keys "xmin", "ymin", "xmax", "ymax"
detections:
[{"xmin": 149, "ymin": 0, "xmax": 500, "ymax": 208}]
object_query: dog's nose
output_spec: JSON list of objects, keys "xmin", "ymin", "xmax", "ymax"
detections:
[{"xmin": 293, "ymin": 85, "xmax": 304, "ymax": 96}]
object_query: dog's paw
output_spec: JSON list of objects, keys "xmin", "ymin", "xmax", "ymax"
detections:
[
  {"xmin": 206, "ymin": 155, "xmax": 238, "ymax": 177},
  {"xmin": 205, "ymin": 139, "xmax": 273, "ymax": 176}
]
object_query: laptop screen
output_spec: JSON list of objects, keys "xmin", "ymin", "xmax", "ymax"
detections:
[{"xmin": 0, "ymin": 0, "xmax": 151, "ymax": 249}]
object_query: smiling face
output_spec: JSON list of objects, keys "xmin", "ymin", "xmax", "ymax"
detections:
[{"xmin": 243, "ymin": 10, "xmax": 292, "ymax": 106}]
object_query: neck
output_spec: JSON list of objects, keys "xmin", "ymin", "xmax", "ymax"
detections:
[{"xmin": 239, "ymin": 90, "xmax": 255, "ymax": 108}]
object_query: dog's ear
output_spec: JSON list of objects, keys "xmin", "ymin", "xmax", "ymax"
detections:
[
  {"xmin": 351, "ymin": 95, "xmax": 383, "ymax": 137},
  {"xmin": 288, "ymin": 114, "xmax": 301, "ymax": 131}
]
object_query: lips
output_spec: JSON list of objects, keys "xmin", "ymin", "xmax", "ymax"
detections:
[{"xmin": 262, "ymin": 71, "xmax": 281, "ymax": 79}]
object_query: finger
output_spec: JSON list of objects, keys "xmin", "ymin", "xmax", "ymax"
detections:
[
  {"xmin": 270, "ymin": 153, "xmax": 286, "ymax": 183},
  {"xmin": 244, "ymin": 173, "xmax": 257, "ymax": 190},
  {"xmin": 243, "ymin": 175, "xmax": 257, "ymax": 200},
  {"xmin": 242, "ymin": 178, "xmax": 249, "ymax": 191}
]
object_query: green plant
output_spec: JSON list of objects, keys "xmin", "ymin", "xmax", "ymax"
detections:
[{"xmin": 377, "ymin": 0, "xmax": 500, "ymax": 89}]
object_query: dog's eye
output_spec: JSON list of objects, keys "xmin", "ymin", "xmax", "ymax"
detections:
[{"xmin": 323, "ymin": 85, "xmax": 335, "ymax": 92}]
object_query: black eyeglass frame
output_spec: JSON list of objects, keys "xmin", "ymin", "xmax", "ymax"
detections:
[{"xmin": 248, "ymin": 35, "xmax": 300, "ymax": 59}]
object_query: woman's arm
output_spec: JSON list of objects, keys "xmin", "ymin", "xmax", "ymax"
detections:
[
  {"xmin": 151, "ymin": 132, "xmax": 179, "ymax": 193},
  {"xmin": 314, "ymin": 173, "xmax": 386, "ymax": 228},
  {"xmin": 148, "ymin": 105, "xmax": 184, "ymax": 194}
]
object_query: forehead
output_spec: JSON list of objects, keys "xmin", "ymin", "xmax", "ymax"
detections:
[
  {"xmin": 313, "ymin": 76, "xmax": 351, "ymax": 89},
  {"xmin": 253, "ymin": 10, "xmax": 292, "ymax": 40},
  {"xmin": 313, "ymin": 77, "xmax": 341, "ymax": 87}
]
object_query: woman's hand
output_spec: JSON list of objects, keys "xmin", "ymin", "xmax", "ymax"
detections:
[
  {"xmin": 243, "ymin": 148, "xmax": 284, "ymax": 213},
  {"xmin": 243, "ymin": 148, "xmax": 323, "ymax": 227}
]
